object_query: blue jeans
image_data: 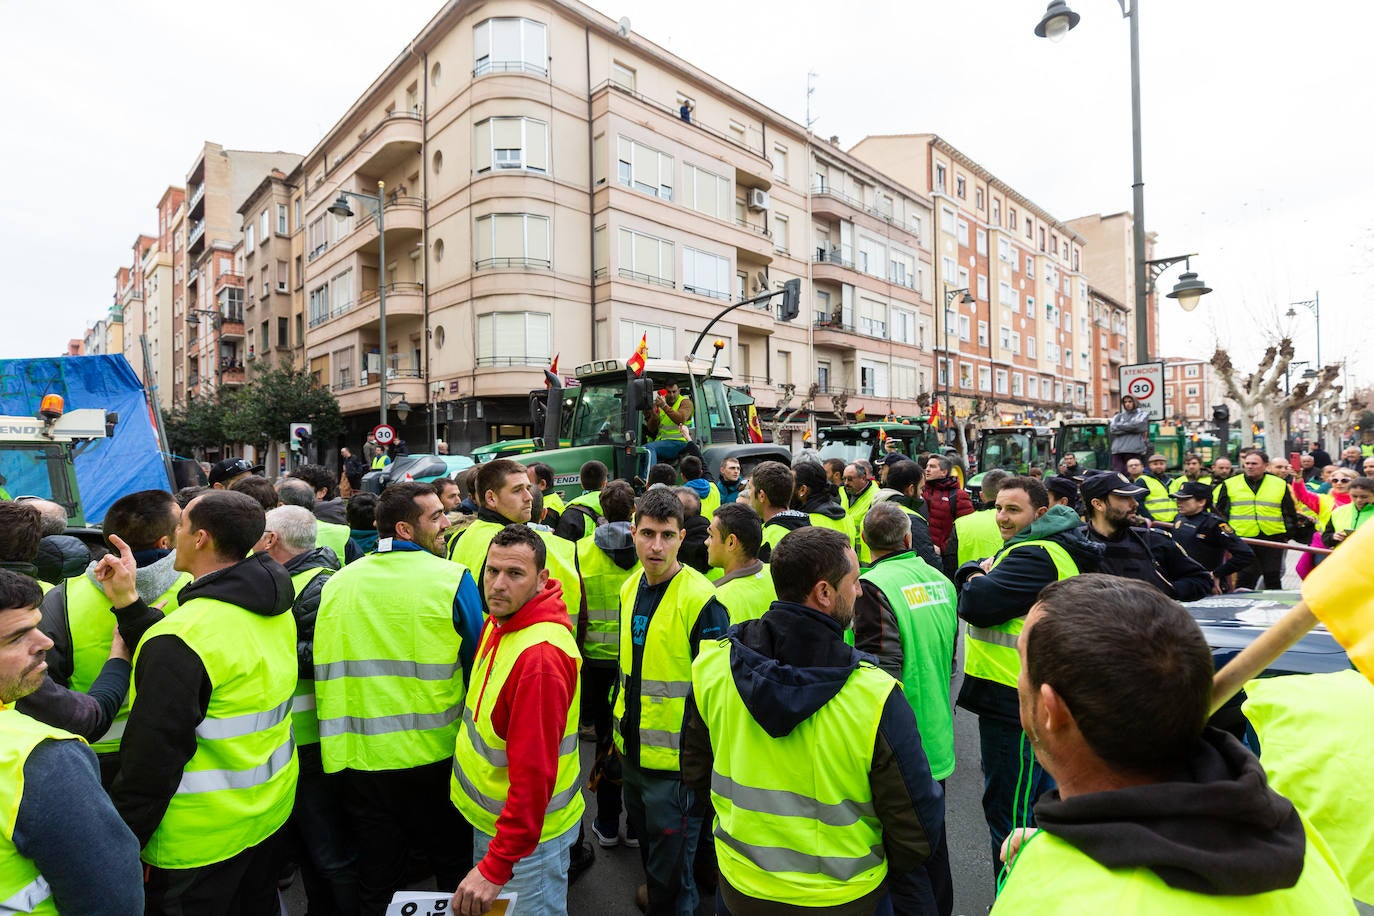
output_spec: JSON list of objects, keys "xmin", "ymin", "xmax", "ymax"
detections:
[
  {"xmin": 644, "ymin": 439, "xmax": 687, "ymax": 470},
  {"xmin": 474, "ymin": 822, "xmax": 577, "ymax": 916},
  {"xmin": 622, "ymin": 759, "xmax": 701, "ymax": 916},
  {"xmin": 978, "ymin": 716, "xmax": 1054, "ymax": 889}
]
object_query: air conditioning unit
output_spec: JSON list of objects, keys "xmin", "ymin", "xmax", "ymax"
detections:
[{"xmin": 747, "ymin": 188, "xmax": 770, "ymax": 211}]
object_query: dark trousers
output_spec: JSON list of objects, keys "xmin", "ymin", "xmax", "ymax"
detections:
[
  {"xmin": 340, "ymin": 761, "xmax": 471, "ymax": 916},
  {"xmin": 290, "ymin": 743, "xmax": 360, "ymax": 916},
  {"xmin": 622, "ymin": 758, "xmax": 701, "ymax": 916},
  {"xmin": 887, "ymin": 780, "xmax": 953, "ymax": 916},
  {"xmin": 978, "ymin": 716, "xmax": 1054, "ymax": 889},
  {"xmin": 1236, "ymin": 532, "xmax": 1287, "ymax": 590},
  {"xmin": 584, "ymin": 665, "xmax": 624, "ymax": 830},
  {"xmin": 145, "ymin": 825, "xmax": 287, "ymax": 916}
]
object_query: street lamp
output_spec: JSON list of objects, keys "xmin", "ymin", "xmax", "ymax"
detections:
[
  {"xmin": 941, "ymin": 287, "xmax": 974, "ymax": 442},
  {"xmin": 1035, "ymin": 1, "xmax": 1211, "ymax": 362},
  {"xmin": 328, "ymin": 180, "xmax": 389, "ymax": 429},
  {"xmin": 1287, "ymin": 293, "xmax": 1323, "ymax": 448}
]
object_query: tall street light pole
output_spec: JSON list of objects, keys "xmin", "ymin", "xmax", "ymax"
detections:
[
  {"xmin": 1287, "ymin": 292, "xmax": 1322, "ymax": 448},
  {"xmin": 328, "ymin": 181, "xmax": 388, "ymax": 430},
  {"xmin": 1035, "ymin": 1, "xmax": 1211, "ymax": 362},
  {"xmin": 942, "ymin": 287, "xmax": 974, "ymax": 444}
]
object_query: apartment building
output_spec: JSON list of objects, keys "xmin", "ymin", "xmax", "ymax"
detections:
[
  {"xmin": 1065, "ymin": 211, "xmax": 1158, "ymax": 365},
  {"xmin": 175, "ymin": 142, "xmax": 302, "ymax": 406},
  {"xmin": 301, "ymin": 0, "xmax": 940, "ymax": 453},
  {"xmin": 1162, "ymin": 356, "xmax": 1219, "ymax": 431},
  {"xmin": 1088, "ymin": 286, "xmax": 1131, "ymax": 416},
  {"xmin": 850, "ymin": 134, "xmax": 1093, "ymax": 426},
  {"xmin": 237, "ymin": 168, "xmax": 300, "ymax": 377},
  {"xmin": 131, "ymin": 188, "xmax": 187, "ymax": 410}
]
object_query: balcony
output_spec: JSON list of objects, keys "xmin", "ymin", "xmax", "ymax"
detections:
[
  {"xmin": 214, "ymin": 271, "xmax": 244, "ymax": 294},
  {"xmin": 353, "ymin": 111, "xmax": 424, "ymax": 176},
  {"xmin": 332, "ymin": 370, "xmax": 427, "ymax": 416},
  {"xmin": 307, "ymin": 282, "xmax": 424, "ymax": 336},
  {"xmin": 811, "ymin": 184, "xmax": 920, "ymax": 243},
  {"xmin": 187, "ymin": 220, "xmax": 205, "ymax": 249},
  {"xmin": 474, "ymin": 256, "xmax": 552, "ymax": 271},
  {"xmin": 188, "ymin": 183, "xmax": 205, "ymax": 214},
  {"xmin": 220, "ymin": 360, "xmax": 246, "ymax": 385},
  {"xmin": 219, "ymin": 319, "xmax": 245, "ymax": 340},
  {"xmin": 812, "ymin": 318, "xmax": 858, "ymax": 352}
]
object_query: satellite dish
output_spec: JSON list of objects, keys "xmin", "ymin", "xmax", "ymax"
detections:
[
  {"xmin": 755, "ymin": 271, "xmax": 768, "ymax": 290},
  {"xmin": 617, "ymin": 16, "xmax": 631, "ymax": 37}
]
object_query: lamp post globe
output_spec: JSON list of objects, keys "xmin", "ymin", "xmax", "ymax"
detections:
[{"xmin": 1034, "ymin": 0, "xmax": 1081, "ymax": 41}]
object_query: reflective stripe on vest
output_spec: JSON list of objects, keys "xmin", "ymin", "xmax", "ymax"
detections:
[
  {"xmin": 954, "ymin": 509, "xmax": 1003, "ymax": 566},
  {"xmin": 132, "ymin": 596, "xmax": 298, "ymax": 869},
  {"xmin": 450, "ymin": 620, "xmax": 584, "ymax": 840},
  {"xmin": 692, "ymin": 641, "xmax": 892, "ymax": 904},
  {"xmin": 714, "ymin": 565, "xmax": 776, "ymax": 623},
  {"xmin": 963, "ymin": 539, "xmax": 1077, "ymax": 689},
  {"xmin": 576, "ymin": 538, "xmax": 638, "ymax": 661},
  {"xmin": 66, "ymin": 571, "xmax": 190, "ymax": 754},
  {"xmin": 1223, "ymin": 474, "xmax": 1287, "ymax": 536},
  {"xmin": 612, "ymin": 566, "xmax": 718, "ymax": 770},
  {"xmin": 1140, "ymin": 475, "xmax": 1175, "ymax": 522},
  {"xmin": 0, "ymin": 708, "xmax": 80, "ymax": 916},
  {"xmin": 289, "ymin": 565, "xmax": 330, "ymax": 746},
  {"xmin": 314, "ymin": 550, "xmax": 469, "ymax": 773},
  {"xmin": 653, "ymin": 394, "xmax": 688, "ymax": 442},
  {"xmin": 860, "ymin": 552, "xmax": 958, "ymax": 780}
]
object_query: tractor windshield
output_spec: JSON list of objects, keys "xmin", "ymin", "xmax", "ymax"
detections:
[{"xmin": 570, "ymin": 382, "xmax": 626, "ymax": 447}]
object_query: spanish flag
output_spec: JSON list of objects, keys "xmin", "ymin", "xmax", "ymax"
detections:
[
  {"xmin": 854, "ymin": 405, "xmax": 866, "ymax": 422},
  {"xmin": 929, "ymin": 400, "xmax": 941, "ymax": 429},
  {"xmin": 877, "ymin": 428, "xmax": 887, "ymax": 446},
  {"xmin": 746, "ymin": 405, "xmax": 764, "ymax": 443},
  {"xmin": 626, "ymin": 333, "xmax": 648, "ymax": 377},
  {"xmin": 544, "ymin": 353, "xmax": 560, "ymax": 389}
]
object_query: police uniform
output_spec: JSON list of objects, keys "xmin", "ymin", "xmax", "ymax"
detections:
[{"xmin": 1169, "ymin": 482, "xmax": 1254, "ymax": 592}]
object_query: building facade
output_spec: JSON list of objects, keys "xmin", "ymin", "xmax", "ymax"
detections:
[{"xmin": 238, "ymin": 168, "xmax": 300, "ymax": 377}]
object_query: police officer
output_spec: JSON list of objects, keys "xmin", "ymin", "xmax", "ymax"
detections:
[{"xmin": 1169, "ymin": 481, "xmax": 1254, "ymax": 594}]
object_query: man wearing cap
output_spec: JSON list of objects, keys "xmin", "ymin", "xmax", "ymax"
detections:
[
  {"xmin": 208, "ymin": 457, "xmax": 263, "ymax": 490},
  {"xmin": 1170, "ymin": 481, "xmax": 1254, "ymax": 593},
  {"xmin": 1045, "ymin": 475, "xmax": 1080, "ymax": 512},
  {"xmin": 1079, "ymin": 472, "xmax": 1214, "ymax": 600}
]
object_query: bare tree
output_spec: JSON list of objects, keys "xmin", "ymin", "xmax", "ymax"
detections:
[
  {"xmin": 1211, "ymin": 339, "xmax": 1341, "ymax": 448},
  {"xmin": 767, "ymin": 382, "xmax": 818, "ymax": 443}
]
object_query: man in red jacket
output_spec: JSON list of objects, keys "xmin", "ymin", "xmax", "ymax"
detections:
[
  {"xmin": 921, "ymin": 455, "xmax": 974, "ymax": 576},
  {"xmin": 451, "ymin": 524, "xmax": 583, "ymax": 916}
]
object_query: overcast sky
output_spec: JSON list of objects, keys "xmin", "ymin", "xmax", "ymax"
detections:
[{"xmin": 4, "ymin": 0, "xmax": 1370, "ymax": 391}]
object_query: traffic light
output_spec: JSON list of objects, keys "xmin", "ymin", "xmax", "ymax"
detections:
[
  {"xmin": 1211, "ymin": 405, "xmax": 1230, "ymax": 423},
  {"xmin": 1211, "ymin": 405, "xmax": 1230, "ymax": 450},
  {"xmin": 779, "ymin": 279, "xmax": 801, "ymax": 322}
]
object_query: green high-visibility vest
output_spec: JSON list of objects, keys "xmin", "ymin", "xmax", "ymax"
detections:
[
  {"xmin": 698, "ymin": 485, "xmax": 721, "ymax": 521},
  {"xmin": 1244, "ymin": 669, "xmax": 1374, "ymax": 903},
  {"xmin": 315, "ymin": 521, "xmax": 350, "ymax": 562},
  {"xmin": 0, "ymin": 708, "xmax": 81, "ymax": 915},
  {"xmin": 576, "ymin": 538, "xmax": 638, "ymax": 662},
  {"xmin": 692, "ymin": 640, "xmax": 894, "ymax": 906},
  {"xmin": 954, "ymin": 508, "xmax": 1003, "ymax": 566},
  {"xmin": 452, "ymin": 519, "xmax": 582, "ymax": 628},
  {"xmin": 992, "ymin": 815, "xmax": 1354, "ymax": 914},
  {"xmin": 1223, "ymin": 474, "xmax": 1287, "ymax": 537},
  {"xmin": 808, "ymin": 511, "xmax": 855, "ymax": 551},
  {"xmin": 652, "ymin": 394, "xmax": 689, "ymax": 442},
  {"xmin": 1167, "ymin": 475, "xmax": 1212, "ymax": 495},
  {"xmin": 66, "ymin": 570, "xmax": 190, "ymax": 754},
  {"xmin": 612, "ymin": 566, "xmax": 718, "ymax": 771},
  {"xmin": 963, "ymin": 539, "xmax": 1077, "ymax": 689},
  {"xmin": 1139, "ymin": 475, "xmax": 1175, "ymax": 522},
  {"xmin": 845, "ymin": 485, "xmax": 880, "ymax": 563},
  {"xmin": 288, "ymin": 566, "xmax": 330, "ymax": 747},
  {"xmin": 314, "ymin": 549, "xmax": 469, "ymax": 773},
  {"xmin": 371, "ymin": 454, "xmax": 389, "ymax": 470},
  {"xmin": 1331, "ymin": 501, "xmax": 1374, "ymax": 535},
  {"xmin": 132, "ymin": 595, "xmax": 298, "ymax": 869},
  {"xmin": 714, "ymin": 564, "xmax": 777, "ymax": 623},
  {"xmin": 543, "ymin": 491, "xmax": 566, "ymax": 518},
  {"xmin": 451, "ymin": 619, "xmax": 584, "ymax": 840},
  {"xmin": 760, "ymin": 519, "xmax": 802, "ymax": 557},
  {"xmin": 568, "ymin": 491, "xmax": 603, "ymax": 515},
  {"xmin": 860, "ymin": 552, "xmax": 958, "ymax": 780}
]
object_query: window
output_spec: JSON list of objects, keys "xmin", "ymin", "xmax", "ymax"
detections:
[
  {"xmin": 330, "ymin": 270, "xmax": 353, "ymax": 318},
  {"xmin": 245, "ymin": 223, "xmax": 255, "ymax": 254},
  {"xmin": 617, "ymin": 227, "xmax": 673, "ymax": 286},
  {"xmin": 858, "ymin": 236, "xmax": 886, "ymax": 276},
  {"xmin": 1008, "ymin": 207, "xmax": 1017, "ymax": 230},
  {"xmin": 260, "ymin": 210, "xmax": 270, "ymax": 243},
  {"xmin": 773, "ymin": 214, "xmax": 789, "ymax": 253},
  {"xmin": 815, "ymin": 289, "xmax": 832, "ymax": 324},
  {"xmin": 1185, "ymin": 384, "xmax": 1200, "ymax": 398},
  {"xmin": 473, "ymin": 18, "xmax": 548, "ymax": 76},
  {"xmin": 976, "ymin": 187, "xmax": 985, "ymax": 209},
  {"xmin": 683, "ymin": 247, "xmax": 730, "ymax": 299},
  {"xmin": 976, "ymin": 228, "xmax": 988, "ymax": 255},
  {"xmin": 893, "ymin": 363, "xmax": 918, "ymax": 400},
  {"xmin": 998, "ymin": 280, "xmax": 1013, "ymax": 306},
  {"xmin": 859, "ymin": 360, "xmax": 888, "ymax": 397},
  {"xmin": 308, "ymin": 284, "xmax": 330, "ymax": 327},
  {"xmin": 957, "ymin": 266, "xmax": 970, "ymax": 291},
  {"xmin": 474, "ymin": 213, "xmax": 551, "ymax": 268},
  {"xmin": 959, "ymin": 363, "xmax": 974, "ymax": 389},
  {"xmin": 995, "ymin": 368, "xmax": 1008, "ymax": 394},
  {"xmin": 977, "ymin": 320, "xmax": 988, "ymax": 347},
  {"xmin": 475, "ymin": 117, "xmax": 549, "ymax": 172},
  {"xmin": 477, "ymin": 312, "xmax": 551, "ymax": 366},
  {"xmin": 937, "ymin": 358, "xmax": 949, "ymax": 386},
  {"xmin": 940, "ymin": 207, "xmax": 956, "ymax": 234},
  {"xmin": 1027, "ymin": 337, "xmax": 1036, "ymax": 358},
  {"xmin": 682, "ymin": 164, "xmax": 730, "ymax": 220},
  {"xmin": 958, "ymin": 314, "xmax": 971, "ymax": 342},
  {"xmin": 334, "ymin": 348, "xmax": 352, "ymax": 390},
  {"xmin": 276, "ymin": 260, "xmax": 288, "ymax": 292},
  {"xmin": 772, "ymin": 144, "xmax": 789, "ymax": 183},
  {"xmin": 1025, "ymin": 253, "xmax": 1034, "ymax": 274},
  {"xmin": 890, "ymin": 252, "xmax": 915, "ymax": 288},
  {"xmin": 261, "ymin": 267, "xmax": 269, "ymax": 296},
  {"xmin": 977, "ymin": 365, "xmax": 991, "ymax": 391},
  {"xmin": 1027, "ymin": 376, "xmax": 1039, "ymax": 399},
  {"xmin": 935, "ymin": 164, "xmax": 946, "ymax": 191},
  {"xmin": 955, "ymin": 176, "xmax": 966, "ymax": 198},
  {"xmin": 1184, "ymin": 364, "xmax": 1200, "ymax": 378},
  {"xmin": 942, "ymin": 256, "xmax": 956, "ymax": 280},
  {"xmin": 293, "ymin": 198, "xmax": 302, "ymax": 230},
  {"xmin": 998, "ymin": 237, "xmax": 1011, "ymax": 263},
  {"xmin": 999, "ymin": 325, "xmax": 1012, "ymax": 349},
  {"xmin": 277, "ymin": 205, "xmax": 288, "ymax": 235},
  {"xmin": 1064, "ymin": 349, "xmax": 1073, "ymax": 369},
  {"xmin": 957, "ymin": 219, "xmax": 969, "ymax": 247},
  {"xmin": 612, "ymin": 60, "xmax": 636, "ymax": 91},
  {"xmin": 992, "ymin": 199, "xmax": 1001, "ymax": 224},
  {"xmin": 620, "ymin": 320, "xmax": 675, "ymax": 362},
  {"xmin": 857, "ymin": 298, "xmax": 887, "ymax": 338},
  {"xmin": 617, "ymin": 136, "xmax": 673, "ymax": 200},
  {"xmin": 1025, "ymin": 294, "xmax": 1035, "ymax": 317},
  {"xmin": 892, "ymin": 308, "xmax": 915, "ymax": 344},
  {"xmin": 277, "ymin": 317, "xmax": 288, "ymax": 348},
  {"xmin": 777, "ymin": 350, "xmax": 792, "ymax": 385},
  {"xmin": 1012, "ymin": 372, "xmax": 1024, "ymax": 396}
]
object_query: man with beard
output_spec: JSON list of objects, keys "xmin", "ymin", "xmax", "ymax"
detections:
[{"xmin": 1079, "ymin": 473, "xmax": 1213, "ymax": 600}]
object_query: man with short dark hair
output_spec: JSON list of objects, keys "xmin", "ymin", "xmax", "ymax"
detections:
[
  {"xmin": 315, "ymin": 482, "xmax": 482, "ymax": 914},
  {"xmin": 0, "ymin": 501, "xmax": 43, "ymax": 579},
  {"xmin": 0, "ymin": 569, "xmax": 144, "ymax": 915},
  {"xmin": 291, "ymin": 464, "xmax": 348, "ymax": 526},
  {"xmin": 104, "ymin": 490, "xmax": 298, "ymax": 913},
  {"xmin": 1080, "ymin": 473, "xmax": 1214, "ymax": 600},
  {"xmin": 555, "ymin": 460, "xmax": 609, "ymax": 543},
  {"xmin": 527, "ymin": 462, "xmax": 564, "ymax": 527},
  {"xmin": 822, "ymin": 457, "xmax": 847, "ymax": 490},
  {"xmin": 706, "ymin": 503, "xmax": 775, "ymax": 622},
  {"xmin": 1215, "ymin": 450, "xmax": 1300, "ymax": 590},
  {"xmin": 679, "ymin": 455, "xmax": 719, "ymax": 519},
  {"xmin": 682, "ymin": 527, "xmax": 943, "ymax": 914},
  {"xmin": 950, "ymin": 468, "xmax": 1007, "ymax": 568},
  {"xmin": 647, "ymin": 462, "xmax": 678, "ymax": 489},
  {"xmin": 715, "ymin": 457, "xmax": 743, "ymax": 506},
  {"xmin": 792, "ymin": 460, "xmax": 853, "ymax": 546},
  {"xmin": 673, "ymin": 487, "xmax": 712, "ymax": 575},
  {"xmin": 748, "ymin": 461, "xmax": 809, "ymax": 562},
  {"xmin": 230, "ymin": 474, "xmax": 280, "ymax": 512},
  {"xmin": 451, "ymin": 525, "xmax": 583, "ymax": 916},
  {"xmin": 614, "ymin": 489, "xmax": 728, "ymax": 914},
  {"xmin": 996, "ymin": 575, "xmax": 1352, "ymax": 911}
]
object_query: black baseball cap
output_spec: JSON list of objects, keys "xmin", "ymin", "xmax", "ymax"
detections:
[
  {"xmin": 1079, "ymin": 471, "xmax": 1146, "ymax": 503},
  {"xmin": 1046, "ymin": 476, "xmax": 1080, "ymax": 500},
  {"xmin": 208, "ymin": 457, "xmax": 264, "ymax": 485},
  {"xmin": 1170, "ymin": 481, "xmax": 1213, "ymax": 502}
]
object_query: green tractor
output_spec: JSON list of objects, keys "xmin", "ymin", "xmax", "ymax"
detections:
[
  {"xmin": 816, "ymin": 420, "xmax": 942, "ymax": 468},
  {"xmin": 1052, "ymin": 418, "xmax": 1218, "ymax": 474},
  {"xmin": 967, "ymin": 425, "xmax": 1055, "ymax": 499},
  {"xmin": 514, "ymin": 357, "xmax": 791, "ymax": 501}
]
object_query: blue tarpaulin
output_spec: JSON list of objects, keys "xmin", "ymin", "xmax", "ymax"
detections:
[{"xmin": 0, "ymin": 355, "xmax": 170, "ymax": 523}]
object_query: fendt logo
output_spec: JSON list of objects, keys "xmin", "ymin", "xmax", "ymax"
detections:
[{"xmin": 0, "ymin": 424, "xmax": 41, "ymax": 436}]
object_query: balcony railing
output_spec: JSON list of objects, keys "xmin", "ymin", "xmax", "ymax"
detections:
[
  {"xmin": 813, "ymin": 318, "xmax": 856, "ymax": 333},
  {"xmin": 474, "ymin": 257, "xmax": 552, "ymax": 271},
  {"xmin": 683, "ymin": 284, "xmax": 731, "ymax": 302},
  {"xmin": 357, "ymin": 281, "xmax": 424, "ymax": 306},
  {"xmin": 187, "ymin": 221, "xmax": 205, "ymax": 247},
  {"xmin": 813, "ymin": 249, "xmax": 855, "ymax": 270},
  {"xmin": 735, "ymin": 216, "xmax": 770, "ymax": 237},
  {"xmin": 592, "ymin": 80, "xmax": 765, "ymax": 159},
  {"xmin": 187, "ymin": 184, "xmax": 205, "ymax": 211},
  {"xmin": 617, "ymin": 268, "xmax": 673, "ymax": 289},
  {"xmin": 810, "ymin": 184, "xmax": 907, "ymax": 230},
  {"xmin": 476, "ymin": 356, "xmax": 553, "ymax": 367},
  {"xmin": 352, "ymin": 195, "xmax": 426, "ymax": 229},
  {"xmin": 188, "ymin": 373, "xmax": 200, "ymax": 387},
  {"xmin": 473, "ymin": 59, "xmax": 549, "ymax": 78}
]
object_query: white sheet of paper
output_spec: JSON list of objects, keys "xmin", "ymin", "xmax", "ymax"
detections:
[{"xmin": 386, "ymin": 890, "xmax": 517, "ymax": 916}]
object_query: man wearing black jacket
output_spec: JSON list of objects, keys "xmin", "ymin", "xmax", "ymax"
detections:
[
  {"xmin": 873, "ymin": 459, "xmax": 942, "ymax": 573},
  {"xmin": 101, "ymin": 490, "xmax": 298, "ymax": 915},
  {"xmin": 1079, "ymin": 473, "xmax": 1215, "ymax": 601},
  {"xmin": 747, "ymin": 461, "xmax": 810, "ymax": 562}
]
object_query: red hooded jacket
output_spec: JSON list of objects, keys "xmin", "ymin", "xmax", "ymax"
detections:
[
  {"xmin": 467, "ymin": 578, "xmax": 580, "ymax": 886},
  {"xmin": 921, "ymin": 475, "xmax": 974, "ymax": 550}
]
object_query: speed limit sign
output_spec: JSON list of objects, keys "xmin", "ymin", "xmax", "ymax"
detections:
[
  {"xmin": 1118, "ymin": 362, "xmax": 1165, "ymax": 420},
  {"xmin": 372, "ymin": 424, "xmax": 397, "ymax": 446}
]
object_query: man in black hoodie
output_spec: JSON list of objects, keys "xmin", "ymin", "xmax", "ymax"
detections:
[
  {"xmin": 996, "ymin": 575, "xmax": 1352, "ymax": 911},
  {"xmin": 682, "ymin": 526, "xmax": 942, "ymax": 915},
  {"xmin": 791, "ymin": 459, "xmax": 854, "ymax": 546},
  {"xmin": 99, "ymin": 490, "xmax": 298, "ymax": 914}
]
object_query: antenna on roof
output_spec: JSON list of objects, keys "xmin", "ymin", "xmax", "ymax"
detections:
[{"xmin": 617, "ymin": 16, "xmax": 631, "ymax": 38}]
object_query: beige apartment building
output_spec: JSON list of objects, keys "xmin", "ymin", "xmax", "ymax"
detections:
[
  {"xmin": 1065, "ymin": 211, "xmax": 1158, "ymax": 364},
  {"xmin": 851, "ymin": 134, "xmax": 1094, "ymax": 429},
  {"xmin": 301, "ymin": 0, "xmax": 941, "ymax": 453},
  {"xmin": 1088, "ymin": 286, "xmax": 1131, "ymax": 416},
  {"xmin": 238, "ymin": 168, "xmax": 300, "ymax": 376}
]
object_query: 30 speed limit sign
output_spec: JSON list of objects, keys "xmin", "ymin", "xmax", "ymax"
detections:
[
  {"xmin": 372, "ymin": 424, "xmax": 397, "ymax": 446},
  {"xmin": 1118, "ymin": 362, "xmax": 1165, "ymax": 420}
]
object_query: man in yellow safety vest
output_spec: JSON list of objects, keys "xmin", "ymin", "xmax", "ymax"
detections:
[
  {"xmin": 1215, "ymin": 450, "xmax": 1299, "ymax": 589},
  {"xmin": 705, "ymin": 503, "xmax": 776, "ymax": 622}
]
